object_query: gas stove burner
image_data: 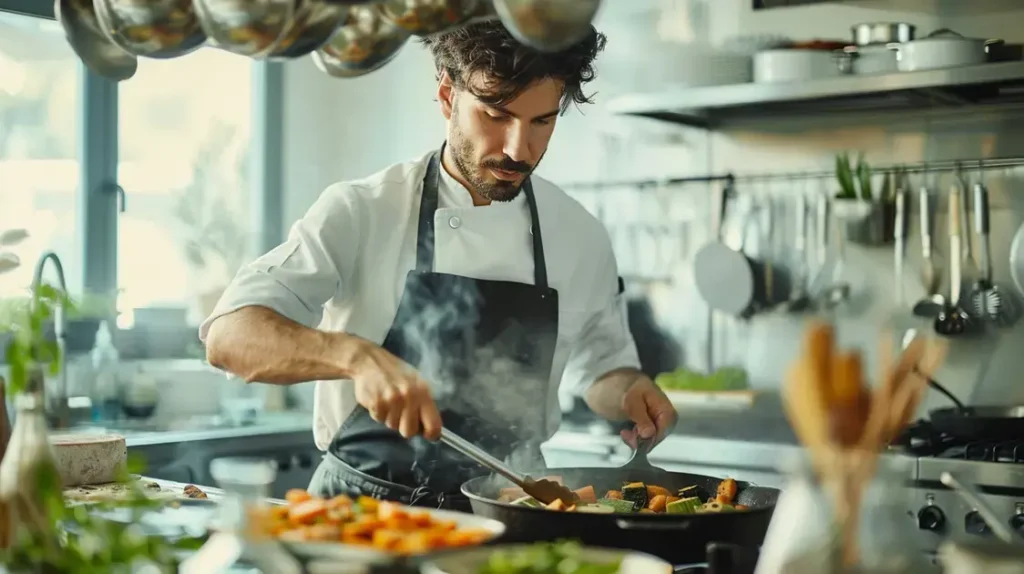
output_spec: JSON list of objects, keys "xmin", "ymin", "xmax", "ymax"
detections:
[{"xmin": 962, "ymin": 441, "xmax": 1024, "ymax": 463}]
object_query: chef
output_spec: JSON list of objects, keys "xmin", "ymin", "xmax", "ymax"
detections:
[{"xmin": 200, "ymin": 21, "xmax": 677, "ymax": 511}]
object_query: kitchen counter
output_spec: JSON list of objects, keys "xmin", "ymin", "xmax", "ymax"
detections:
[{"xmin": 70, "ymin": 411, "xmax": 313, "ymax": 447}]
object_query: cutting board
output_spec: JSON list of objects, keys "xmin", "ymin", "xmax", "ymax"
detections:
[{"xmin": 49, "ymin": 432, "xmax": 127, "ymax": 487}]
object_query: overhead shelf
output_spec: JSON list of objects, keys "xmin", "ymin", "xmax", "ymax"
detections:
[{"xmin": 605, "ymin": 61, "xmax": 1024, "ymax": 130}]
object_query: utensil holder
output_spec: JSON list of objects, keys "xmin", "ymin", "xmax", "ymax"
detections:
[{"xmin": 835, "ymin": 200, "xmax": 895, "ymax": 246}]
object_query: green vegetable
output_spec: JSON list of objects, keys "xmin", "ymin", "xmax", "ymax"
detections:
[
  {"xmin": 481, "ymin": 540, "xmax": 621, "ymax": 574},
  {"xmin": 594, "ymin": 498, "xmax": 636, "ymax": 513},
  {"xmin": 575, "ymin": 504, "xmax": 615, "ymax": 514},
  {"xmin": 655, "ymin": 366, "xmax": 748, "ymax": 392},
  {"xmin": 620, "ymin": 483, "xmax": 647, "ymax": 512},
  {"xmin": 512, "ymin": 496, "xmax": 543, "ymax": 508},
  {"xmin": 666, "ymin": 497, "xmax": 702, "ymax": 515}
]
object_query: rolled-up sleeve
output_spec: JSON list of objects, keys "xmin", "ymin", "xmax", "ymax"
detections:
[
  {"xmin": 559, "ymin": 248, "xmax": 641, "ymax": 396},
  {"xmin": 198, "ymin": 185, "xmax": 362, "ymax": 341}
]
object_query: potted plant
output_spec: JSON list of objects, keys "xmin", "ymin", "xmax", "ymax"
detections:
[{"xmin": 834, "ymin": 152, "xmax": 896, "ymax": 246}]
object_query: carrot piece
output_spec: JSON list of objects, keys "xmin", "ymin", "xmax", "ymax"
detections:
[
  {"xmin": 326, "ymin": 494, "xmax": 353, "ymax": 509},
  {"xmin": 395, "ymin": 531, "xmax": 433, "ymax": 554},
  {"xmin": 371, "ymin": 529, "xmax": 405, "ymax": 550},
  {"xmin": 648, "ymin": 494, "xmax": 668, "ymax": 513},
  {"xmin": 377, "ymin": 501, "xmax": 409, "ymax": 521},
  {"xmin": 288, "ymin": 499, "xmax": 327, "ymax": 525},
  {"xmin": 716, "ymin": 478, "xmax": 738, "ymax": 505},
  {"xmin": 604, "ymin": 490, "xmax": 623, "ymax": 500},
  {"xmin": 573, "ymin": 485, "xmax": 597, "ymax": 504},
  {"xmin": 356, "ymin": 496, "xmax": 380, "ymax": 513},
  {"xmin": 285, "ymin": 489, "xmax": 312, "ymax": 504},
  {"xmin": 546, "ymin": 498, "xmax": 566, "ymax": 511},
  {"xmin": 306, "ymin": 523, "xmax": 342, "ymax": 541},
  {"xmin": 735, "ymin": 504, "xmax": 749, "ymax": 510},
  {"xmin": 647, "ymin": 485, "xmax": 672, "ymax": 498},
  {"xmin": 433, "ymin": 519, "xmax": 457, "ymax": 532},
  {"xmin": 409, "ymin": 511, "xmax": 433, "ymax": 527}
]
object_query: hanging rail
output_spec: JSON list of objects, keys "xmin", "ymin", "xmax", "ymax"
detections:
[{"xmin": 559, "ymin": 154, "xmax": 1024, "ymax": 191}]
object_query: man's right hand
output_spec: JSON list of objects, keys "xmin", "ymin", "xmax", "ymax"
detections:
[{"xmin": 348, "ymin": 340, "xmax": 443, "ymax": 440}]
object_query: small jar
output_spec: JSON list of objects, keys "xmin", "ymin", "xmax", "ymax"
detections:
[{"xmin": 756, "ymin": 451, "xmax": 928, "ymax": 574}]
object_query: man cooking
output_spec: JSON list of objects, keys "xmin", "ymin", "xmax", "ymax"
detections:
[{"xmin": 200, "ymin": 21, "xmax": 677, "ymax": 511}]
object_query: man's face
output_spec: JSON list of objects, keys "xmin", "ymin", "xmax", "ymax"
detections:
[{"xmin": 441, "ymin": 73, "xmax": 562, "ymax": 203}]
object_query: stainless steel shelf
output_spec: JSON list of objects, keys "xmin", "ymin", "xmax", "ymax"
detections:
[{"xmin": 606, "ymin": 61, "xmax": 1024, "ymax": 130}]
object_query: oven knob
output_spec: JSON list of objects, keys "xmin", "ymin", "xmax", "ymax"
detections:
[
  {"xmin": 1009, "ymin": 513, "xmax": 1024, "ymax": 533},
  {"xmin": 965, "ymin": 511, "xmax": 991, "ymax": 535},
  {"xmin": 916, "ymin": 505, "xmax": 946, "ymax": 532}
]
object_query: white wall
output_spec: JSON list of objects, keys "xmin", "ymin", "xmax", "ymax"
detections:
[{"xmin": 278, "ymin": 0, "xmax": 1024, "ymax": 415}]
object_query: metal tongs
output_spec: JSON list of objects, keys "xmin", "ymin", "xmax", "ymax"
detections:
[{"xmin": 439, "ymin": 428, "xmax": 579, "ymax": 506}]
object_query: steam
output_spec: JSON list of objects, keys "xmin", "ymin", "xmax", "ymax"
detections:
[{"xmin": 398, "ymin": 275, "xmax": 551, "ymax": 473}]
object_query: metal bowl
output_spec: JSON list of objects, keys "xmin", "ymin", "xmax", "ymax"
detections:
[
  {"xmin": 380, "ymin": 0, "xmax": 479, "ymax": 36},
  {"xmin": 264, "ymin": 0, "xmax": 348, "ymax": 59},
  {"xmin": 493, "ymin": 0, "xmax": 601, "ymax": 52},
  {"xmin": 55, "ymin": 0, "xmax": 138, "ymax": 81},
  {"xmin": 312, "ymin": 4, "xmax": 410, "ymax": 78},
  {"xmin": 92, "ymin": 0, "xmax": 207, "ymax": 58},
  {"xmin": 193, "ymin": 0, "xmax": 295, "ymax": 57}
]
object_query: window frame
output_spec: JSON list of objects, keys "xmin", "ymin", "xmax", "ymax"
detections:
[{"xmin": 0, "ymin": 2, "xmax": 283, "ymax": 329}]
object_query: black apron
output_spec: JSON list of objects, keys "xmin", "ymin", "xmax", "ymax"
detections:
[{"xmin": 308, "ymin": 146, "xmax": 559, "ymax": 512}]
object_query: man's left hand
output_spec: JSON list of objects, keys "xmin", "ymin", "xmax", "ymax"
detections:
[{"xmin": 619, "ymin": 378, "xmax": 677, "ymax": 449}]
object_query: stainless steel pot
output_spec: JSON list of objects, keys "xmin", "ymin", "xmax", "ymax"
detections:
[
  {"xmin": 193, "ymin": 0, "xmax": 295, "ymax": 57},
  {"xmin": 92, "ymin": 0, "xmax": 206, "ymax": 59},
  {"xmin": 493, "ymin": 0, "xmax": 600, "ymax": 52},
  {"xmin": 265, "ymin": 0, "xmax": 347, "ymax": 58},
  {"xmin": 851, "ymin": 22, "xmax": 915, "ymax": 46},
  {"xmin": 55, "ymin": 0, "xmax": 138, "ymax": 81},
  {"xmin": 381, "ymin": 0, "xmax": 480, "ymax": 36},
  {"xmin": 312, "ymin": 4, "xmax": 410, "ymax": 78}
]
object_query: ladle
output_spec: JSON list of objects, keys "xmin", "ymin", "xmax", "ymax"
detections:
[
  {"xmin": 785, "ymin": 194, "xmax": 812, "ymax": 312},
  {"xmin": 913, "ymin": 186, "xmax": 945, "ymax": 318}
]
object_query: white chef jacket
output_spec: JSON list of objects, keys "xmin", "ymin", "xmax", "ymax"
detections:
[{"xmin": 199, "ymin": 150, "xmax": 641, "ymax": 450}]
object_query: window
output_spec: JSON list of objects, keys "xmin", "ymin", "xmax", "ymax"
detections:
[
  {"xmin": 117, "ymin": 49, "xmax": 253, "ymax": 327},
  {"xmin": 0, "ymin": 12, "xmax": 81, "ymax": 297}
]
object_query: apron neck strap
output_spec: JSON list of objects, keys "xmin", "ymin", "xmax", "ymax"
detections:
[{"xmin": 416, "ymin": 144, "xmax": 549, "ymax": 289}]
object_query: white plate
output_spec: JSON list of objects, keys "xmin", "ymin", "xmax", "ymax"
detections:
[
  {"xmin": 280, "ymin": 506, "xmax": 507, "ymax": 562},
  {"xmin": 420, "ymin": 544, "xmax": 673, "ymax": 574}
]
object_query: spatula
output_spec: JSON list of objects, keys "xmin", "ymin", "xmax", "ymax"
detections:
[{"xmin": 438, "ymin": 428, "xmax": 578, "ymax": 506}]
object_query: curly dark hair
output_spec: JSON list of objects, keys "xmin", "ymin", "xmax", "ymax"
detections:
[{"xmin": 420, "ymin": 22, "xmax": 607, "ymax": 115}]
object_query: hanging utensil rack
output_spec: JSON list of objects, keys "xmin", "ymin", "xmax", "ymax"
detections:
[{"xmin": 560, "ymin": 154, "xmax": 1024, "ymax": 191}]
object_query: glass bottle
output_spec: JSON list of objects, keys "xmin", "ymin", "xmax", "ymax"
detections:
[
  {"xmin": 179, "ymin": 457, "xmax": 302, "ymax": 574},
  {"xmin": 0, "ymin": 367, "xmax": 65, "ymax": 551},
  {"xmin": 755, "ymin": 451, "xmax": 929, "ymax": 574}
]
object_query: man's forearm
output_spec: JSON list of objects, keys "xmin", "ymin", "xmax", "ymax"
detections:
[
  {"xmin": 584, "ymin": 367, "xmax": 649, "ymax": 421},
  {"xmin": 205, "ymin": 305, "xmax": 364, "ymax": 385}
]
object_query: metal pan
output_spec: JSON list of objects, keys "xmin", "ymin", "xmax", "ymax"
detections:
[
  {"xmin": 929, "ymin": 405, "xmax": 1024, "ymax": 441},
  {"xmin": 459, "ymin": 442, "xmax": 779, "ymax": 565}
]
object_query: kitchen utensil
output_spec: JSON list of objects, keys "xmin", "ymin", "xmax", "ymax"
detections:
[
  {"xmin": 92, "ymin": 0, "xmax": 206, "ymax": 58},
  {"xmin": 851, "ymin": 22, "xmax": 915, "ymax": 46},
  {"xmin": 913, "ymin": 186, "xmax": 945, "ymax": 318},
  {"xmin": 762, "ymin": 196, "xmax": 775, "ymax": 305},
  {"xmin": 263, "ymin": 0, "xmax": 347, "ymax": 59},
  {"xmin": 460, "ymin": 465, "xmax": 778, "ymax": 566},
  {"xmin": 894, "ymin": 184, "xmax": 907, "ymax": 306},
  {"xmin": 492, "ymin": 0, "xmax": 601, "ymax": 53},
  {"xmin": 970, "ymin": 179, "xmax": 1008, "ymax": 325},
  {"xmin": 55, "ymin": 0, "xmax": 138, "ymax": 81},
  {"xmin": 753, "ymin": 48, "xmax": 847, "ymax": 83},
  {"xmin": 193, "ymin": 0, "xmax": 295, "ymax": 57},
  {"xmin": 894, "ymin": 29, "xmax": 1000, "ymax": 72},
  {"xmin": 818, "ymin": 200, "xmax": 852, "ymax": 310},
  {"xmin": 420, "ymin": 543, "xmax": 674, "ymax": 574},
  {"xmin": 694, "ymin": 183, "xmax": 765, "ymax": 318},
  {"xmin": 312, "ymin": 4, "xmax": 410, "ymax": 78},
  {"xmin": 934, "ymin": 186, "xmax": 970, "ymax": 336},
  {"xmin": 786, "ymin": 195, "xmax": 812, "ymax": 312},
  {"xmin": 940, "ymin": 472, "xmax": 1019, "ymax": 544},
  {"xmin": 440, "ymin": 428, "xmax": 577, "ymax": 506},
  {"xmin": 381, "ymin": 0, "xmax": 479, "ymax": 36}
]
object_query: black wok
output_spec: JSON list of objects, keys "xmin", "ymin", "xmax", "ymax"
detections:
[
  {"xmin": 459, "ymin": 443, "xmax": 779, "ymax": 565},
  {"xmin": 929, "ymin": 405, "xmax": 1024, "ymax": 441}
]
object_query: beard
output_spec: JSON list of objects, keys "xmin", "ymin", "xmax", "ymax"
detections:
[{"xmin": 448, "ymin": 111, "xmax": 543, "ymax": 203}]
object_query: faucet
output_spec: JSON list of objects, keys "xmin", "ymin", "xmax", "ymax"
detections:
[{"xmin": 30, "ymin": 251, "xmax": 70, "ymax": 430}]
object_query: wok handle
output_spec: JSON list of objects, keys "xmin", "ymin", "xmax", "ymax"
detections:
[
  {"xmin": 439, "ymin": 428, "xmax": 527, "ymax": 486},
  {"xmin": 615, "ymin": 518, "xmax": 694, "ymax": 531}
]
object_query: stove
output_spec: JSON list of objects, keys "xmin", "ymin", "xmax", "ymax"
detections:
[{"xmin": 893, "ymin": 420, "xmax": 1024, "ymax": 549}]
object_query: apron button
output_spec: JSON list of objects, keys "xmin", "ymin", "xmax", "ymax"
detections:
[{"xmin": 448, "ymin": 216, "xmax": 461, "ymax": 229}]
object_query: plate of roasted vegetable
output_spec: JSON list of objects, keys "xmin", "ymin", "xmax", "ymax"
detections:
[
  {"xmin": 420, "ymin": 540, "xmax": 672, "ymax": 574},
  {"xmin": 251, "ymin": 489, "xmax": 506, "ymax": 561}
]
